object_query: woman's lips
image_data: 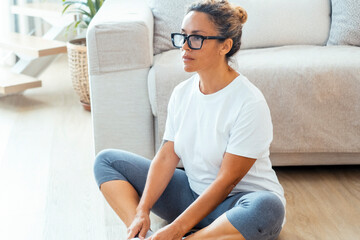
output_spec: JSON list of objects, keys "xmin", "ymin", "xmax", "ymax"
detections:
[{"xmin": 182, "ymin": 55, "xmax": 194, "ymax": 62}]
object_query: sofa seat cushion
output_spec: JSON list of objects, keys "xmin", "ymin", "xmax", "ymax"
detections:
[
  {"xmin": 148, "ymin": 51, "xmax": 193, "ymax": 153},
  {"xmin": 148, "ymin": 50, "xmax": 194, "ymax": 118},
  {"xmin": 149, "ymin": 45, "xmax": 360, "ymax": 154}
]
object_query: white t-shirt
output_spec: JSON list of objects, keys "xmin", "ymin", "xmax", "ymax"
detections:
[{"xmin": 163, "ymin": 73, "xmax": 286, "ymax": 208}]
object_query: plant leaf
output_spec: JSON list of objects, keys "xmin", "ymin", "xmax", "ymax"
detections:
[
  {"xmin": 95, "ymin": 0, "xmax": 103, "ymax": 11},
  {"xmin": 87, "ymin": 0, "xmax": 96, "ymax": 17},
  {"xmin": 62, "ymin": 4, "xmax": 72, "ymax": 15},
  {"xmin": 63, "ymin": 1, "xmax": 88, "ymax": 8},
  {"xmin": 74, "ymin": 20, "xmax": 85, "ymax": 28},
  {"xmin": 94, "ymin": 0, "xmax": 99, "ymax": 10},
  {"xmin": 62, "ymin": 1, "xmax": 88, "ymax": 15},
  {"xmin": 62, "ymin": 0, "xmax": 105, "ymax": 34}
]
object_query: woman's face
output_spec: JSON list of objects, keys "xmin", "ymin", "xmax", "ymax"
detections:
[{"xmin": 180, "ymin": 11, "xmax": 226, "ymax": 73}]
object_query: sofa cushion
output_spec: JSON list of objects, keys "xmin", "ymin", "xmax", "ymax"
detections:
[
  {"xmin": 151, "ymin": 46, "xmax": 360, "ymax": 154},
  {"xmin": 146, "ymin": 0, "xmax": 193, "ymax": 55},
  {"xmin": 327, "ymin": 0, "xmax": 360, "ymax": 46},
  {"xmin": 147, "ymin": 0, "xmax": 330, "ymax": 54},
  {"xmin": 235, "ymin": 0, "xmax": 330, "ymax": 49}
]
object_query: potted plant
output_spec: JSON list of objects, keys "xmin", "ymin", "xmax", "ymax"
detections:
[{"xmin": 62, "ymin": 0, "xmax": 105, "ymax": 111}]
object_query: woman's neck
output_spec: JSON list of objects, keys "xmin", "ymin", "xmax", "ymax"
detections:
[{"xmin": 198, "ymin": 64, "xmax": 239, "ymax": 95}]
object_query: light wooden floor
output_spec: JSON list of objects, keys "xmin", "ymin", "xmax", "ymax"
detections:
[{"xmin": 0, "ymin": 55, "xmax": 359, "ymax": 240}]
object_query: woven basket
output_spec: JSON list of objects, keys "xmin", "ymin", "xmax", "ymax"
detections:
[{"xmin": 66, "ymin": 38, "xmax": 90, "ymax": 111}]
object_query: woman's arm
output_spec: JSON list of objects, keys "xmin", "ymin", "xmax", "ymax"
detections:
[
  {"xmin": 172, "ymin": 152, "xmax": 256, "ymax": 236},
  {"xmin": 127, "ymin": 140, "xmax": 180, "ymax": 239},
  {"xmin": 138, "ymin": 140, "xmax": 180, "ymax": 211}
]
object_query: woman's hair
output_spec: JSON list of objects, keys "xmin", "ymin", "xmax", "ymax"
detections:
[{"xmin": 187, "ymin": 0, "xmax": 248, "ymax": 59}]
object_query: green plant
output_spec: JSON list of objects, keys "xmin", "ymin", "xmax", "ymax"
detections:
[{"xmin": 62, "ymin": 0, "xmax": 105, "ymax": 30}]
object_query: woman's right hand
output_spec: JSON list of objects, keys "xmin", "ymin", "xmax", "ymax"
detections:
[{"xmin": 127, "ymin": 209, "xmax": 151, "ymax": 240}]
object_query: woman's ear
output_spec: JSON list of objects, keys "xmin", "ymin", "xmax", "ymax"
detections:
[{"xmin": 219, "ymin": 38, "xmax": 233, "ymax": 56}]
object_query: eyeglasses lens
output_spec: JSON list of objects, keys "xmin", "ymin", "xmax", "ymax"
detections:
[
  {"xmin": 188, "ymin": 36, "xmax": 202, "ymax": 49},
  {"xmin": 174, "ymin": 35, "xmax": 185, "ymax": 47},
  {"xmin": 173, "ymin": 35, "xmax": 202, "ymax": 49}
]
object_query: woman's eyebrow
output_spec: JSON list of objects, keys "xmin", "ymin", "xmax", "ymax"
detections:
[{"xmin": 181, "ymin": 29, "xmax": 206, "ymax": 34}]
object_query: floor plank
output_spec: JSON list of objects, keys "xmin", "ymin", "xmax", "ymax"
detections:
[
  {"xmin": 277, "ymin": 165, "xmax": 360, "ymax": 240},
  {"xmin": 0, "ymin": 55, "xmax": 106, "ymax": 240}
]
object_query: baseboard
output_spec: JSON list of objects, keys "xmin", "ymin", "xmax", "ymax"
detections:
[{"xmin": 270, "ymin": 152, "xmax": 360, "ymax": 166}]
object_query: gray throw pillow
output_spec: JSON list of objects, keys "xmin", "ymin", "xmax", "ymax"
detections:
[
  {"xmin": 327, "ymin": 0, "xmax": 360, "ymax": 46},
  {"xmin": 147, "ymin": 0, "xmax": 194, "ymax": 55}
]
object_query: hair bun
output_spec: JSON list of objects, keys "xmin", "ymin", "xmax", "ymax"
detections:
[{"xmin": 235, "ymin": 6, "xmax": 248, "ymax": 24}]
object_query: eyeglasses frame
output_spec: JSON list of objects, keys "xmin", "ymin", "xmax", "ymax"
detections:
[{"xmin": 171, "ymin": 33, "xmax": 226, "ymax": 50}]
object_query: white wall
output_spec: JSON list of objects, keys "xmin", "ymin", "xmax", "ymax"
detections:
[
  {"xmin": 0, "ymin": 0, "xmax": 48, "ymax": 66},
  {"xmin": 0, "ymin": 0, "xmax": 13, "ymax": 65}
]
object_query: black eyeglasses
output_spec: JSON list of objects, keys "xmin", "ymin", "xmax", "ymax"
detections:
[{"xmin": 171, "ymin": 33, "xmax": 226, "ymax": 50}]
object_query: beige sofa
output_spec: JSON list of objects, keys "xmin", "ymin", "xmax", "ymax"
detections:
[{"xmin": 87, "ymin": 0, "xmax": 360, "ymax": 166}]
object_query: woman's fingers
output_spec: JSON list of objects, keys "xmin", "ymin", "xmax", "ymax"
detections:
[
  {"xmin": 138, "ymin": 222, "xmax": 150, "ymax": 239},
  {"xmin": 126, "ymin": 211, "xmax": 151, "ymax": 239},
  {"xmin": 127, "ymin": 223, "xmax": 141, "ymax": 239}
]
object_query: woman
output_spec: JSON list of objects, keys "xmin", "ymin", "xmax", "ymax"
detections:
[{"xmin": 94, "ymin": 0, "xmax": 286, "ymax": 239}]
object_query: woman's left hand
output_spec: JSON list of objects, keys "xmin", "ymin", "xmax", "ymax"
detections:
[{"xmin": 146, "ymin": 223, "xmax": 184, "ymax": 240}]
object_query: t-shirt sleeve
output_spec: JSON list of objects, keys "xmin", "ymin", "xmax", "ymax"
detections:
[
  {"xmin": 162, "ymin": 90, "xmax": 176, "ymax": 142},
  {"xmin": 226, "ymin": 100, "xmax": 273, "ymax": 159}
]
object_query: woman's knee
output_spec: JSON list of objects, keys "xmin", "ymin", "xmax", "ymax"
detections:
[
  {"xmin": 227, "ymin": 191, "xmax": 285, "ymax": 239},
  {"xmin": 94, "ymin": 149, "xmax": 118, "ymax": 171},
  {"xmin": 241, "ymin": 191, "xmax": 284, "ymax": 224},
  {"xmin": 93, "ymin": 149, "xmax": 128, "ymax": 186},
  {"xmin": 249, "ymin": 191, "xmax": 283, "ymax": 207}
]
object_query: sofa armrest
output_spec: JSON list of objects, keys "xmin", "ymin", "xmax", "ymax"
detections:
[
  {"xmin": 87, "ymin": 0, "xmax": 153, "ymax": 75},
  {"xmin": 86, "ymin": 0, "xmax": 155, "ymax": 159}
]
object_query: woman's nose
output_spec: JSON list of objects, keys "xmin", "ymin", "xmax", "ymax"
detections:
[{"xmin": 182, "ymin": 39, "xmax": 191, "ymax": 51}]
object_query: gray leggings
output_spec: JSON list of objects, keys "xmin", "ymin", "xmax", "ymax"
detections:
[{"xmin": 94, "ymin": 149, "xmax": 285, "ymax": 240}]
